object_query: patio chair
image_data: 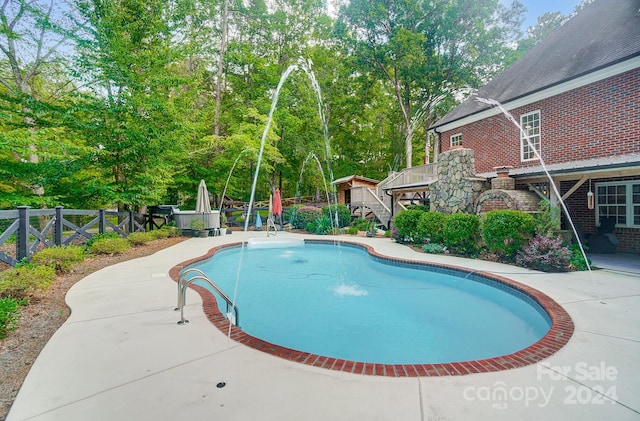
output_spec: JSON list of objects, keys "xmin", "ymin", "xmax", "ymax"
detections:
[{"xmin": 588, "ymin": 217, "xmax": 618, "ymax": 253}]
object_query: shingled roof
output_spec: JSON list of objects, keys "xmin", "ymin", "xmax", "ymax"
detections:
[{"xmin": 431, "ymin": 0, "xmax": 640, "ymax": 129}]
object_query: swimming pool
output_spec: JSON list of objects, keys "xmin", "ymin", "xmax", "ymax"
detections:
[{"xmin": 172, "ymin": 239, "xmax": 574, "ymax": 376}]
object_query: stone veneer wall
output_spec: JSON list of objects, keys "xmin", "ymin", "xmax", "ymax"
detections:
[{"xmin": 430, "ymin": 148, "xmax": 488, "ymax": 214}]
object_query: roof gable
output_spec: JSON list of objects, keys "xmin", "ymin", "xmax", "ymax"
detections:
[{"xmin": 433, "ymin": 0, "xmax": 640, "ymax": 129}]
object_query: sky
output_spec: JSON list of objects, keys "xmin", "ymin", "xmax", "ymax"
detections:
[{"xmin": 513, "ymin": 0, "xmax": 583, "ymax": 29}]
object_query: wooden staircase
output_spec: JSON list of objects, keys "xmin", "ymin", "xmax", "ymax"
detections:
[{"xmin": 349, "ymin": 163, "xmax": 439, "ymax": 229}]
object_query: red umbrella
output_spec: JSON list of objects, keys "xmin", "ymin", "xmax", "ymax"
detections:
[{"xmin": 273, "ymin": 188, "xmax": 282, "ymax": 215}]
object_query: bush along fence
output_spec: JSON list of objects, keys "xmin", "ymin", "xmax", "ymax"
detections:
[{"xmin": 0, "ymin": 206, "xmax": 146, "ymax": 266}]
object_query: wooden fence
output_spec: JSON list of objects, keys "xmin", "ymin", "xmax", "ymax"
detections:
[{"xmin": 0, "ymin": 206, "xmax": 146, "ymax": 266}]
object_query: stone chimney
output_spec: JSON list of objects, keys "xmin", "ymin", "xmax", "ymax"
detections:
[{"xmin": 491, "ymin": 166, "xmax": 515, "ymax": 190}]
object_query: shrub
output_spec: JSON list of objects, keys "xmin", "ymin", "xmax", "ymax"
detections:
[
  {"xmin": 534, "ymin": 200, "xmax": 561, "ymax": 235},
  {"xmin": 442, "ymin": 213, "xmax": 480, "ymax": 255},
  {"xmin": 346, "ymin": 226, "xmax": 359, "ymax": 235},
  {"xmin": 0, "ymin": 297, "xmax": 26, "ymax": 339},
  {"xmin": 422, "ymin": 243, "xmax": 446, "ymax": 254},
  {"xmin": 149, "ymin": 227, "xmax": 173, "ymax": 239},
  {"xmin": 86, "ymin": 232, "xmax": 120, "ymax": 249},
  {"xmin": 88, "ymin": 237, "xmax": 131, "ymax": 255},
  {"xmin": 481, "ymin": 210, "xmax": 535, "ymax": 259},
  {"xmin": 31, "ymin": 246, "xmax": 85, "ymax": 274},
  {"xmin": 516, "ymin": 235, "xmax": 572, "ymax": 272},
  {"xmin": 291, "ymin": 206, "xmax": 323, "ymax": 230},
  {"xmin": 351, "ymin": 218, "xmax": 370, "ymax": 231},
  {"xmin": 127, "ymin": 231, "xmax": 156, "ymax": 245},
  {"xmin": 417, "ymin": 212, "xmax": 447, "ymax": 244},
  {"xmin": 394, "ymin": 209, "xmax": 428, "ymax": 244},
  {"xmin": 189, "ymin": 219, "xmax": 205, "ymax": 230},
  {"xmin": 569, "ymin": 243, "xmax": 592, "ymax": 271},
  {"xmin": 0, "ymin": 264, "xmax": 56, "ymax": 300},
  {"xmin": 322, "ymin": 204, "xmax": 351, "ymax": 228},
  {"xmin": 306, "ymin": 215, "xmax": 332, "ymax": 235}
]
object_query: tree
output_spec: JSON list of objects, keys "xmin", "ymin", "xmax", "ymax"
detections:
[
  {"xmin": 71, "ymin": 0, "xmax": 192, "ymax": 210},
  {"xmin": 339, "ymin": 0, "xmax": 525, "ymax": 168},
  {"xmin": 0, "ymin": 0, "xmax": 80, "ymax": 203}
]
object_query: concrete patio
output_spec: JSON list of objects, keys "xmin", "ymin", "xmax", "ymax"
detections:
[{"xmin": 6, "ymin": 232, "xmax": 640, "ymax": 421}]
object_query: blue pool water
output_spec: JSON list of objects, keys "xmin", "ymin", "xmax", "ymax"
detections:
[{"xmin": 190, "ymin": 242, "xmax": 551, "ymax": 364}]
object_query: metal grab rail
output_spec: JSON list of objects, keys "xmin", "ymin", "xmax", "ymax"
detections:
[{"xmin": 176, "ymin": 268, "xmax": 239, "ymax": 327}]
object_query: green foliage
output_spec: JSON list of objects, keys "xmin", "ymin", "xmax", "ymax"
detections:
[
  {"xmin": 31, "ymin": 246, "xmax": 85, "ymax": 274},
  {"xmin": 351, "ymin": 218, "xmax": 371, "ymax": 231},
  {"xmin": 422, "ymin": 244, "xmax": 446, "ymax": 254},
  {"xmin": 306, "ymin": 215, "xmax": 332, "ymax": 235},
  {"xmin": 86, "ymin": 232, "xmax": 120, "ymax": 249},
  {"xmin": 87, "ymin": 237, "xmax": 131, "ymax": 255},
  {"xmin": 481, "ymin": 210, "xmax": 535, "ymax": 259},
  {"xmin": 516, "ymin": 235, "xmax": 572, "ymax": 272},
  {"xmin": 0, "ymin": 297, "xmax": 27, "ymax": 339},
  {"xmin": 189, "ymin": 219, "xmax": 205, "ymax": 230},
  {"xmin": 127, "ymin": 231, "xmax": 156, "ymax": 245},
  {"xmin": 291, "ymin": 206, "xmax": 323, "ymax": 230},
  {"xmin": 442, "ymin": 213, "xmax": 480, "ymax": 255},
  {"xmin": 534, "ymin": 200, "xmax": 561, "ymax": 235},
  {"xmin": 346, "ymin": 226, "xmax": 359, "ymax": 235},
  {"xmin": 394, "ymin": 209, "xmax": 428, "ymax": 244},
  {"xmin": 150, "ymin": 227, "xmax": 178, "ymax": 238},
  {"xmin": 417, "ymin": 211, "xmax": 447, "ymax": 244},
  {"xmin": 322, "ymin": 204, "xmax": 351, "ymax": 228},
  {"xmin": 0, "ymin": 264, "xmax": 56, "ymax": 300},
  {"xmin": 340, "ymin": 0, "xmax": 525, "ymax": 167},
  {"xmin": 0, "ymin": 0, "xmax": 530, "ymax": 210},
  {"xmin": 569, "ymin": 243, "xmax": 592, "ymax": 271}
]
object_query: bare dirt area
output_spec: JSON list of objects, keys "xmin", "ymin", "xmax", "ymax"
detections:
[{"xmin": 0, "ymin": 236, "xmax": 187, "ymax": 421}]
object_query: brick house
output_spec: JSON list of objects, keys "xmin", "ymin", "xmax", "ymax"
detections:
[{"xmin": 429, "ymin": 0, "xmax": 640, "ymax": 254}]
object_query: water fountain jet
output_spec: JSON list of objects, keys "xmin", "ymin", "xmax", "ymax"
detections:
[{"xmin": 475, "ymin": 97, "xmax": 594, "ymax": 279}]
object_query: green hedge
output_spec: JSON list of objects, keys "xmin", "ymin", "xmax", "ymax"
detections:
[
  {"xmin": 442, "ymin": 213, "xmax": 480, "ymax": 255},
  {"xmin": 394, "ymin": 209, "xmax": 428, "ymax": 244},
  {"xmin": 418, "ymin": 211, "xmax": 447, "ymax": 244},
  {"xmin": 290, "ymin": 206, "xmax": 323, "ymax": 230},
  {"xmin": 481, "ymin": 210, "xmax": 535, "ymax": 259}
]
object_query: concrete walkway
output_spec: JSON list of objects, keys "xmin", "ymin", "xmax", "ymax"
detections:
[{"xmin": 7, "ymin": 233, "xmax": 640, "ymax": 421}]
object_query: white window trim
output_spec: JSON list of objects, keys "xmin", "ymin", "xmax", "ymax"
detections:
[
  {"xmin": 520, "ymin": 110, "xmax": 541, "ymax": 162},
  {"xmin": 450, "ymin": 133, "xmax": 462, "ymax": 148},
  {"xmin": 595, "ymin": 180, "xmax": 640, "ymax": 228}
]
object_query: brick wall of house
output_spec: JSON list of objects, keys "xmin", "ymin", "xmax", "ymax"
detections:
[
  {"xmin": 561, "ymin": 177, "xmax": 640, "ymax": 254},
  {"xmin": 439, "ymin": 68, "xmax": 640, "ymax": 174}
]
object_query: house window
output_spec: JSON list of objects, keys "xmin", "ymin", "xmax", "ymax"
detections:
[
  {"xmin": 595, "ymin": 181, "xmax": 640, "ymax": 227},
  {"xmin": 450, "ymin": 133, "xmax": 462, "ymax": 148},
  {"xmin": 520, "ymin": 111, "xmax": 540, "ymax": 161}
]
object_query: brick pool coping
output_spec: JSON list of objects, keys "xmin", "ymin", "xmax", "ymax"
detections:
[{"xmin": 169, "ymin": 239, "xmax": 574, "ymax": 377}]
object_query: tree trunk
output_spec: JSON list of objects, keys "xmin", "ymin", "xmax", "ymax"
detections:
[{"xmin": 213, "ymin": 0, "xmax": 229, "ymax": 137}]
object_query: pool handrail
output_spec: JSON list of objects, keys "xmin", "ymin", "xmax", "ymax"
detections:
[{"xmin": 176, "ymin": 268, "xmax": 239, "ymax": 327}]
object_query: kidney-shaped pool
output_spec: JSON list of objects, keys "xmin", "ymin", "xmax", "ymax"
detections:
[{"xmin": 173, "ymin": 239, "xmax": 574, "ymax": 376}]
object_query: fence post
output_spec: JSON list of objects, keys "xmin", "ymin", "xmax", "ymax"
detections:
[
  {"xmin": 99, "ymin": 209, "xmax": 106, "ymax": 234},
  {"xmin": 17, "ymin": 206, "xmax": 30, "ymax": 262},
  {"xmin": 55, "ymin": 206, "xmax": 64, "ymax": 246},
  {"xmin": 128, "ymin": 211, "xmax": 135, "ymax": 233}
]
